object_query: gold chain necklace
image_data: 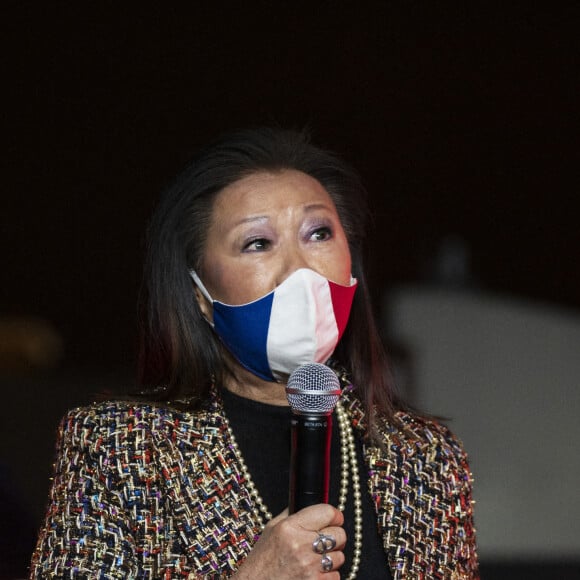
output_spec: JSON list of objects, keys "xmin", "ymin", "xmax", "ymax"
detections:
[{"xmin": 223, "ymin": 399, "xmax": 362, "ymax": 579}]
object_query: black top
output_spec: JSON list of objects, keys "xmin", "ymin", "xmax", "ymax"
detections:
[{"xmin": 221, "ymin": 387, "xmax": 392, "ymax": 579}]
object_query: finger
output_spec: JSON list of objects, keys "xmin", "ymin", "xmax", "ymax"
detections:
[
  {"xmin": 317, "ymin": 550, "xmax": 345, "ymax": 576},
  {"xmin": 291, "ymin": 503, "xmax": 344, "ymax": 530},
  {"xmin": 317, "ymin": 525, "xmax": 347, "ymax": 550}
]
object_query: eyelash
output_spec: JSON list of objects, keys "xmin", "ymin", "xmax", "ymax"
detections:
[
  {"xmin": 310, "ymin": 226, "xmax": 332, "ymax": 241},
  {"xmin": 242, "ymin": 237, "xmax": 271, "ymax": 252},
  {"xmin": 242, "ymin": 226, "xmax": 333, "ymax": 252}
]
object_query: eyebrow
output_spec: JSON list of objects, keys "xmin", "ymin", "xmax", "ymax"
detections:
[
  {"xmin": 232, "ymin": 215, "xmax": 269, "ymax": 228},
  {"xmin": 303, "ymin": 203, "xmax": 332, "ymax": 213},
  {"xmin": 231, "ymin": 203, "xmax": 332, "ymax": 228},
  {"xmin": 232, "ymin": 203, "xmax": 331, "ymax": 228}
]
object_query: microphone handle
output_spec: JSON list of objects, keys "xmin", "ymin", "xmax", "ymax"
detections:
[{"xmin": 288, "ymin": 413, "xmax": 332, "ymax": 514}]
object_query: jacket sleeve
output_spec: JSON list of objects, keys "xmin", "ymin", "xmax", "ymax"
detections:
[
  {"xmin": 374, "ymin": 413, "xmax": 479, "ymax": 580},
  {"xmin": 30, "ymin": 407, "xmax": 140, "ymax": 579},
  {"xmin": 436, "ymin": 426, "xmax": 479, "ymax": 579}
]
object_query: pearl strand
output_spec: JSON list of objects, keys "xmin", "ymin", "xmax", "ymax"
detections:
[
  {"xmin": 223, "ymin": 401, "xmax": 362, "ymax": 578},
  {"xmin": 224, "ymin": 415, "xmax": 273, "ymax": 527},
  {"xmin": 337, "ymin": 405, "xmax": 350, "ymax": 511},
  {"xmin": 336, "ymin": 401, "xmax": 362, "ymax": 580}
]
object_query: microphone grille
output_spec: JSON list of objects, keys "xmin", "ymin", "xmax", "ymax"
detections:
[{"xmin": 286, "ymin": 363, "xmax": 341, "ymax": 414}]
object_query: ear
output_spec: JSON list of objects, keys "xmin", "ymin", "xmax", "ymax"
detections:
[{"xmin": 194, "ymin": 284, "xmax": 214, "ymax": 323}]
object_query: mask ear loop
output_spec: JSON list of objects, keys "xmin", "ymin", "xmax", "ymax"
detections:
[
  {"xmin": 189, "ymin": 271, "xmax": 216, "ymax": 328},
  {"xmin": 189, "ymin": 270, "xmax": 214, "ymax": 303}
]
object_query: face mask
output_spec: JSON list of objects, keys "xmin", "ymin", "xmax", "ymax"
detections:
[{"xmin": 190, "ymin": 268, "xmax": 357, "ymax": 382}]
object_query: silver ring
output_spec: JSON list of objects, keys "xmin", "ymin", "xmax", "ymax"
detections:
[
  {"xmin": 321, "ymin": 554, "xmax": 333, "ymax": 572},
  {"xmin": 312, "ymin": 533, "xmax": 336, "ymax": 554}
]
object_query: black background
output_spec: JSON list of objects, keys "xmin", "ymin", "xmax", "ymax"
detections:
[
  {"xmin": 4, "ymin": 2, "xmax": 579, "ymax": 371},
  {"xmin": 2, "ymin": 2, "xmax": 580, "ymax": 577}
]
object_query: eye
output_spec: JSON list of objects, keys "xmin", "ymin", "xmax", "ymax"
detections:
[
  {"xmin": 243, "ymin": 237, "xmax": 271, "ymax": 252},
  {"xmin": 310, "ymin": 226, "xmax": 332, "ymax": 242}
]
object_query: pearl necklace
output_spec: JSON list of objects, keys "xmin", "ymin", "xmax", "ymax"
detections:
[{"xmin": 224, "ymin": 399, "xmax": 362, "ymax": 579}]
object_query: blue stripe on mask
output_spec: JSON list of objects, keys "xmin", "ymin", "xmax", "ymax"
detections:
[{"xmin": 212, "ymin": 291, "xmax": 275, "ymax": 382}]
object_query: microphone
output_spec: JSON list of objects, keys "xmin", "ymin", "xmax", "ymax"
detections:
[{"xmin": 286, "ymin": 363, "xmax": 342, "ymax": 513}]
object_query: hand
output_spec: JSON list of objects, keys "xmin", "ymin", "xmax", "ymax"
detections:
[{"xmin": 233, "ymin": 504, "xmax": 346, "ymax": 579}]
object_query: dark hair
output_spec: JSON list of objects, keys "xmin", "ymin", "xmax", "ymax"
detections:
[{"xmin": 138, "ymin": 127, "xmax": 398, "ymax": 429}]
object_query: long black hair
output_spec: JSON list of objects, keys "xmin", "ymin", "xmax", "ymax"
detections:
[{"xmin": 138, "ymin": 127, "xmax": 398, "ymax": 428}]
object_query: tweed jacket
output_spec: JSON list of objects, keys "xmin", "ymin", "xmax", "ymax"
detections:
[{"xmin": 31, "ymin": 390, "xmax": 478, "ymax": 579}]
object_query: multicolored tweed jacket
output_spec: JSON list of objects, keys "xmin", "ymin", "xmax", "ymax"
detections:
[{"xmin": 30, "ymin": 390, "xmax": 478, "ymax": 579}]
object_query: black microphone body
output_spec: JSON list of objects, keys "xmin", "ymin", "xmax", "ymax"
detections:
[
  {"xmin": 288, "ymin": 412, "xmax": 332, "ymax": 513},
  {"xmin": 286, "ymin": 363, "xmax": 341, "ymax": 514}
]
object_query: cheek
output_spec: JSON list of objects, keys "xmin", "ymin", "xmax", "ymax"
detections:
[
  {"xmin": 201, "ymin": 260, "xmax": 227, "ymax": 300},
  {"xmin": 204, "ymin": 262, "xmax": 271, "ymax": 305},
  {"xmin": 231, "ymin": 268, "xmax": 275, "ymax": 304},
  {"xmin": 335, "ymin": 240, "xmax": 353, "ymax": 284}
]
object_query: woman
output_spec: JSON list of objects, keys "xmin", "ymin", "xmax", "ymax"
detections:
[{"xmin": 31, "ymin": 128, "xmax": 478, "ymax": 579}]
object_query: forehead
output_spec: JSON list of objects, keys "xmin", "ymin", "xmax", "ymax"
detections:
[{"xmin": 211, "ymin": 169, "xmax": 336, "ymax": 219}]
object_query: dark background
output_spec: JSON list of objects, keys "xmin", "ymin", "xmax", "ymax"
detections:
[{"xmin": 2, "ymin": 2, "xmax": 579, "ymax": 578}]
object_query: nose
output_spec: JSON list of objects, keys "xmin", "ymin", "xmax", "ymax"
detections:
[{"xmin": 275, "ymin": 244, "xmax": 312, "ymax": 286}]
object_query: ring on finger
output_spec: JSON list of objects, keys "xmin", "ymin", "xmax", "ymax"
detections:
[
  {"xmin": 321, "ymin": 554, "xmax": 333, "ymax": 572},
  {"xmin": 312, "ymin": 533, "xmax": 337, "ymax": 554}
]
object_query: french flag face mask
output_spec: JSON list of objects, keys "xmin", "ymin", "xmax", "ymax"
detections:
[{"xmin": 190, "ymin": 268, "xmax": 358, "ymax": 382}]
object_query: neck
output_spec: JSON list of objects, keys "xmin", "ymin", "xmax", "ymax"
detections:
[{"xmin": 223, "ymin": 364, "xmax": 289, "ymax": 406}]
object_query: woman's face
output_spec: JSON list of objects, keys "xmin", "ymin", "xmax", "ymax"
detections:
[{"xmin": 198, "ymin": 169, "xmax": 352, "ymax": 311}]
